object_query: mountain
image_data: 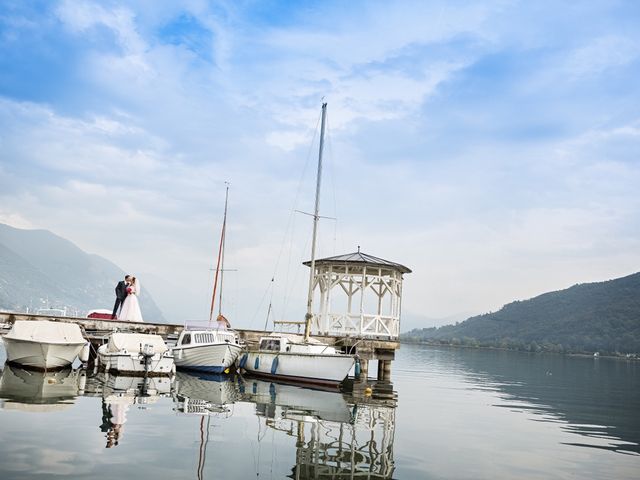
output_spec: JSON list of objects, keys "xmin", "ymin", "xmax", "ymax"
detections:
[
  {"xmin": 0, "ymin": 223, "xmax": 165, "ymax": 321},
  {"xmin": 401, "ymin": 272, "xmax": 640, "ymax": 354}
]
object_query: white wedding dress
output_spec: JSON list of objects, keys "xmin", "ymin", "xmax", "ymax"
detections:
[{"xmin": 119, "ymin": 283, "xmax": 144, "ymax": 322}]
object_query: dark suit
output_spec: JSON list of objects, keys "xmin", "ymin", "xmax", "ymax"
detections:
[{"xmin": 111, "ymin": 280, "xmax": 129, "ymax": 319}]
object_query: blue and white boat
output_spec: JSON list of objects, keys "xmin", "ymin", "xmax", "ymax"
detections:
[{"xmin": 172, "ymin": 328, "xmax": 243, "ymax": 373}]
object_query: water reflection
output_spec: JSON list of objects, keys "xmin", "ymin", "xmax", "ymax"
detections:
[
  {"xmin": 0, "ymin": 360, "xmax": 399, "ymax": 478},
  {"xmin": 240, "ymin": 378, "xmax": 397, "ymax": 479},
  {"xmin": 173, "ymin": 371, "xmax": 239, "ymax": 416},
  {"xmin": 419, "ymin": 347, "xmax": 640, "ymax": 455},
  {"xmin": 84, "ymin": 370, "xmax": 174, "ymax": 449},
  {"xmin": 0, "ymin": 364, "xmax": 84, "ymax": 411}
]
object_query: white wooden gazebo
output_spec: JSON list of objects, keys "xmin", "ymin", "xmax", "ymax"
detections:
[{"xmin": 303, "ymin": 248, "xmax": 411, "ymax": 340}]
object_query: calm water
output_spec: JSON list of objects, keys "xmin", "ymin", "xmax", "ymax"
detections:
[{"xmin": 0, "ymin": 343, "xmax": 638, "ymax": 479}]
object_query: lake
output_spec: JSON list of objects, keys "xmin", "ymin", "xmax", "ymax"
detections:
[{"xmin": 0, "ymin": 343, "xmax": 638, "ymax": 479}]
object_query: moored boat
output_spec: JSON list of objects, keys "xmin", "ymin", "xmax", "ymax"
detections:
[
  {"xmin": 241, "ymin": 333, "xmax": 355, "ymax": 387},
  {"xmin": 172, "ymin": 327, "xmax": 243, "ymax": 373},
  {"xmin": 2, "ymin": 320, "xmax": 86, "ymax": 370},
  {"xmin": 97, "ymin": 332, "xmax": 175, "ymax": 375}
]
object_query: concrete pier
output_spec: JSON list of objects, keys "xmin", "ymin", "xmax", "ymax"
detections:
[{"xmin": 0, "ymin": 311, "xmax": 401, "ymax": 380}]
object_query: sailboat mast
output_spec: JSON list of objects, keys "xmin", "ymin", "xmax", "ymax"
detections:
[
  {"xmin": 218, "ymin": 183, "xmax": 229, "ymax": 316},
  {"xmin": 304, "ymin": 102, "xmax": 327, "ymax": 341},
  {"xmin": 209, "ymin": 183, "xmax": 229, "ymax": 325}
]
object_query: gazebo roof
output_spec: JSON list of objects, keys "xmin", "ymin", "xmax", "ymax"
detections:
[{"xmin": 303, "ymin": 250, "xmax": 412, "ymax": 273}]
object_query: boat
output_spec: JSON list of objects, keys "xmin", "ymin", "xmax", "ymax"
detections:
[
  {"xmin": 173, "ymin": 327, "xmax": 243, "ymax": 373},
  {"xmin": 240, "ymin": 333, "xmax": 356, "ymax": 387},
  {"xmin": 96, "ymin": 332, "xmax": 175, "ymax": 375},
  {"xmin": 242, "ymin": 103, "xmax": 357, "ymax": 387},
  {"xmin": 2, "ymin": 320, "xmax": 86, "ymax": 370},
  {"xmin": 172, "ymin": 183, "xmax": 244, "ymax": 373}
]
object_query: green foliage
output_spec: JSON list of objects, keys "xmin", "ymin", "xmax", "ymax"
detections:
[{"xmin": 401, "ymin": 272, "xmax": 640, "ymax": 355}]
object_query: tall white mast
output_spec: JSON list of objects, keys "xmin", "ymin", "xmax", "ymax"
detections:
[{"xmin": 304, "ymin": 102, "xmax": 327, "ymax": 341}]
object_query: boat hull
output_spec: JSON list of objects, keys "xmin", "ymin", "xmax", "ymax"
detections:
[
  {"xmin": 242, "ymin": 351, "xmax": 355, "ymax": 387},
  {"xmin": 2, "ymin": 337, "xmax": 84, "ymax": 370},
  {"xmin": 97, "ymin": 348, "xmax": 175, "ymax": 376},
  {"xmin": 173, "ymin": 343, "xmax": 243, "ymax": 373}
]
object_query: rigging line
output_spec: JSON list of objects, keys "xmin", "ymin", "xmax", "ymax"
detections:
[
  {"xmin": 263, "ymin": 277, "xmax": 275, "ymax": 331},
  {"xmin": 324, "ymin": 111, "xmax": 340, "ymax": 255},
  {"xmin": 327, "ymin": 118, "xmax": 346, "ymax": 254},
  {"xmin": 281, "ymin": 224, "xmax": 312, "ymax": 323},
  {"xmin": 250, "ymin": 113, "xmax": 320, "ymax": 328},
  {"xmin": 263, "ymin": 108, "xmax": 325, "ymax": 325},
  {"xmin": 279, "ymin": 209, "xmax": 298, "ymax": 321},
  {"xmin": 250, "ymin": 277, "xmax": 272, "ymax": 326},
  {"xmin": 272, "ymin": 109, "xmax": 323, "ymax": 276}
]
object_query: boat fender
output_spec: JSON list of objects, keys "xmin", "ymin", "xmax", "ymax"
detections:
[
  {"xmin": 239, "ymin": 353, "xmax": 248, "ymax": 369},
  {"xmin": 354, "ymin": 358, "xmax": 361, "ymax": 377},
  {"xmin": 270, "ymin": 356, "xmax": 279, "ymax": 375},
  {"xmin": 79, "ymin": 343, "xmax": 90, "ymax": 363},
  {"xmin": 364, "ymin": 386, "xmax": 372, "ymax": 396},
  {"xmin": 254, "ymin": 356, "xmax": 260, "ymax": 370}
]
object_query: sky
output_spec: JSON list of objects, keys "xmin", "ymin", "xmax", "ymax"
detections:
[{"xmin": 0, "ymin": 0, "xmax": 639, "ymax": 329}]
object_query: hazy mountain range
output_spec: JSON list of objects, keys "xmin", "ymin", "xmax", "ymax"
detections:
[
  {"xmin": 402, "ymin": 272, "xmax": 640, "ymax": 354},
  {"xmin": 0, "ymin": 223, "xmax": 165, "ymax": 321}
]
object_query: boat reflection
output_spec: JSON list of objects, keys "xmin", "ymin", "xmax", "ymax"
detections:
[
  {"xmin": 0, "ymin": 362, "xmax": 85, "ymax": 412},
  {"xmin": 240, "ymin": 377, "xmax": 397, "ymax": 479},
  {"xmin": 84, "ymin": 370, "xmax": 174, "ymax": 448},
  {"xmin": 173, "ymin": 370, "xmax": 240, "ymax": 416}
]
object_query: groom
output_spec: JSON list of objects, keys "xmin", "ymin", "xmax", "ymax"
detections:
[{"xmin": 111, "ymin": 274, "xmax": 131, "ymax": 319}]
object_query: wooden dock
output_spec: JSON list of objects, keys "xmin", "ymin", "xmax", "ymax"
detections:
[{"xmin": 0, "ymin": 311, "xmax": 400, "ymax": 380}]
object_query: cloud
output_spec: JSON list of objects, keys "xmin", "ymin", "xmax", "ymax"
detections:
[{"xmin": 0, "ymin": 0, "xmax": 639, "ymax": 323}]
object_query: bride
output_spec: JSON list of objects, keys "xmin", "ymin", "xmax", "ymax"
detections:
[{"xmin": 119, "ymin": 276, "xmax": 144, "ymax": 322}]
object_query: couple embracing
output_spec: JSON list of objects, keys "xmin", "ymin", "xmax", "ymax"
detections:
[{"xmin": 111, "ymin": 274, "xmax": 144, "ymax": 322}]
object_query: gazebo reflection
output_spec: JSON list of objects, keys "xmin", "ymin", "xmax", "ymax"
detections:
[{"xmin": 241, "ymin": 378, "xmax": 397, "ymax": 479}]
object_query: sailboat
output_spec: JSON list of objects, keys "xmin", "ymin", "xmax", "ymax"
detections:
[
  {"xmin": 241, "ymin": 103, "xmax": 357, "ymax": 387},
  {"xmin": 172, "ymin": 184, "xmax": 244, "ymax": 373}
]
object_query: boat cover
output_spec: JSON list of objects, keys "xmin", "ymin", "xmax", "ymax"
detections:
[
  {"xmin": 5, "ymin": 320, "xmax": 84, "ymax": 344},
  {"xmin": 105, "ymin": 333, "xmax": 168, "ymax": 354}
]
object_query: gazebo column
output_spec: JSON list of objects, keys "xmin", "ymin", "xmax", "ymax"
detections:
[{"xmin": 377, "ymin": 359, "xmax": 392, "ymax": 381}]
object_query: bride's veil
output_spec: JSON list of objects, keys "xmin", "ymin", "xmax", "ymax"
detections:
[{"xmin": 135, "ymin": 279, "xmax": 141, "ymax": 296}]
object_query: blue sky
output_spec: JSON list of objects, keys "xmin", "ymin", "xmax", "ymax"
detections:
[{"xmin": 0, "ymin": 0, "xmax": 639, "ymax": 328}]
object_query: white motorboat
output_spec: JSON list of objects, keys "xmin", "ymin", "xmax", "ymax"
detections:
[
  {"xmin": 2, "ymin": 320, "xmax": 86, "ymax": 370},
  {"xmin": 97, "ymin": 332, "xmax": 175, "ymax": 375},
  {"xmin": 241, "ymin": 333, "xmax": 355, "ymax": 387},
  {"xmin": 241, "ymin": 104, "xmax": 357, "ymax": 386},
  {"xmin": 172, "ymin": 328, "xmax": 243, "ymax": 373}
]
